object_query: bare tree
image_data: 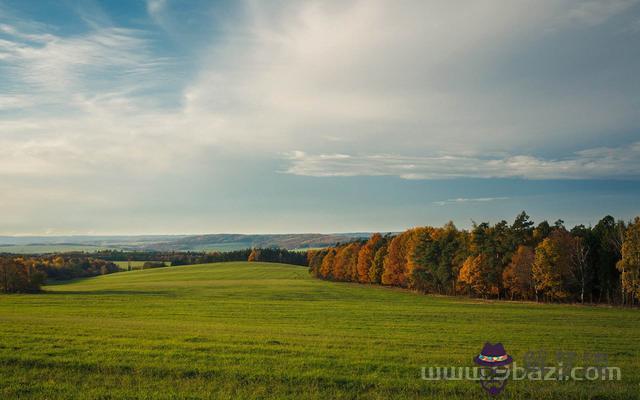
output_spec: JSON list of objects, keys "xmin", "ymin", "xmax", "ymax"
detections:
[{"xmin": 572, "ymin": 238, "xmax": 590, "ymax": 304}]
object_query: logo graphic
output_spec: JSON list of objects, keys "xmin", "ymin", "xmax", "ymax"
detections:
[{"xmin": 473, "ymin": 342, "xmax": 513, "ymax": 396}]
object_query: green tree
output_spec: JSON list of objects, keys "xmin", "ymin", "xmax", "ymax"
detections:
[{"xmin": 593, "ymin": 216, "xmax": 624, "ymax": 304}]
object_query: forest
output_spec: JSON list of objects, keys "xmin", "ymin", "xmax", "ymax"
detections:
[
  {"xmin": 0, "ymin": 255, "xmax": 119, "ymax": 293},
  {"xmin": 308, "ymin": 213, "xmax": 640, "ymax": 305}
]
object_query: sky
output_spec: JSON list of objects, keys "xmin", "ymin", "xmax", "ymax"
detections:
[{"xmin": 0, "ymin": 0, "xmax": 639, "ymax": 235}]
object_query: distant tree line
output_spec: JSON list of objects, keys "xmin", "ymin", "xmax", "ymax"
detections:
[
  {"xmin": 94, "ymin": 250, "xmax": 252, "ymax": 266},
  {"xmin": 309, "ymin": 213, "xmax": 640, "ymax": 305},
  {"xmin": 141, "ymin": 261, "xmax": 168, "ymax": 269},
  {"xmin": 247, "ymin": 248, "xmax": 308, "ymax": 265},
  {"xmin": 95, "ymin": 248, "xmax": 308, "ymax": 267},
  {"xmin": 0, "ymin": 254, "xmax": 119, "ymax": 293}
]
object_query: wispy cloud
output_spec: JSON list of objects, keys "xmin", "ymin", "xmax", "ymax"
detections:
[
  {"xmin": 566, "ymin": 0, "xmax": 639, "ymax": 26},
  {"xmin": 146, "ymin": 0, "xmax": 168, "ymax": 26},
  {"xmin": 433, "ymin": 197, "xmax": 510, "ymax": 206},
  {"xmin": 0, "ymin": 21, "xmax": 169, "ymax": 108},
  {"xmin": 284, "ymin": 143, "xmax": 640, "ymax": 180}
]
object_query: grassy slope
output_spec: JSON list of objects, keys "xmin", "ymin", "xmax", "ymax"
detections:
[{"xmin": 0, "ymin": 262, "xmax": 638, "ymax": 399}]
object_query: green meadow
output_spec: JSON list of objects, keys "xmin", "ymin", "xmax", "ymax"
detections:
[{"xmin": 0, "ymin": 262, "xmax": 638, "ymax": 399}]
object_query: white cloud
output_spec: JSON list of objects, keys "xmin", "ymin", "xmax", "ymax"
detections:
[
  {"xmin": 180, "ymin": 0, "xmax": 640, "ymax": 157},
  {"xmin": 433, "ymin": 197, "xmax": 510, "ymax": 206},
  {"xmin": 566, "ymin": 0, "xmax": 638, "ymax": 26},
  {"xmin": 146, "ymin": 0, "xmax": 168, "ymax": 25},
  {"xmin": 283, "ymin": 142, "xmax": 640, "ymax": 180},
  {"xmin": 2, "ymin": 0, "xmax": 639, "ymax": 180},
  {"xmin": 0, "ymin": 94, "xmax": 32, "ymax": 110}
]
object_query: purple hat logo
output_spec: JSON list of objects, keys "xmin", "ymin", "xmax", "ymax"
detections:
[{"xmin": 474, "ymin": 342, "xmax": 513, "ymax": 396}]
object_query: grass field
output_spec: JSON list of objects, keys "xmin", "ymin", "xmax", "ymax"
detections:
[{"xmin": 0, "ymin": 262, "xmax": 638, "ymax": 399}]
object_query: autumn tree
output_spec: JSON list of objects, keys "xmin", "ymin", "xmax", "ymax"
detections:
[
  {"xmin": 457, "ymin": 254, "xmax": 492, "ymax": 297},
  {"xmin": 502, "ymin": 245, "xmax": 535, "ymax": 300},
  {"xmin": 382, "ymin": 231, "xmax": 415, "ymax": 287},
  {"xmin": 369, "ymin": 240, "xmax": 389, "ymax": 284},
  {"xmin": 0, "ymin": 257, "xmax": 44, "ymax": 293},
  {"xmin": 618, "ymin": 217, "xmax": 640, "ymax": 305},
  {"xmin": 320, "ymin": 249, "xmax": 336, "ymax": 279},
  {"xmin": 307, "ymin": 249, "xmax": 327, "ymax": 277},
  {"xmin": 532, "ymin": 230, "xmax": 577, "ymax": 301},
  {"xmin": 248, "ymin": 249, "xmax": 259, "ymax": 262},
  {"xmin": 468, "ymin": 222, "xmax": 511, "ymax": 298},
  {"xmin": 333, "ymin": 242, "xmax": 361, "ymax": 282},
  {"xmin": 356, "ymin": 233, "xmax": 383, "ymax": 283}
]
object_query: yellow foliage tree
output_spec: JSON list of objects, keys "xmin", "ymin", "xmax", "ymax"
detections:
[
  {"xmin": 618, "ymin": 217, "xmax": 640, "ymax": 305},
  {"xmin": 457, "ymin": 254, "xmax": 491, "ymax": 297},
  {"xmin": 532, "ymin": 230, "xmax": 575, "ymax": 301}
]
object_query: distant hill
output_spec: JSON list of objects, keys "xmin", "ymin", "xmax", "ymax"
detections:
[
  {"xmin": 0, "ymin": 233, "xmax": 371, "ymax": 254},
  {"xmin": 147, "ymin": 233, "xmax": 371, "ymax": 251}
]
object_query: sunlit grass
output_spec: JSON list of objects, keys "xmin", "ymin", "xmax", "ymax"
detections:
[{"xmin": 1, "ymin": 262, "xmax": 638, "ymax": 399}]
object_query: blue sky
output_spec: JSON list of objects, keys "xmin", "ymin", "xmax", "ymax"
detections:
[{"xmin": 0, "ymin": 0, "xmax": 639, "ymax": 235}]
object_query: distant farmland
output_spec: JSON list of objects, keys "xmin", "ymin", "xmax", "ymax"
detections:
[
  {"xmin": 0, "ymin": 244, "xmax": 110, "ymax": 254},
  {"xmin": 0, "ymin": 262, "xmax": 637, "ymax": 399}
]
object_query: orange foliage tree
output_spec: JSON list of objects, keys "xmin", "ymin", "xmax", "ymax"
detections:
[
  {"xmin": 333, "ymin": 242, "xmax": 361, "ymax": 282},
  {"xmin": 320, "ymin": 249, "xmax": 336, "ymax": 279},
  {"xmin": 502, "ymin": 245, "xmax": 535, "ymax": 300},
  {"xmin": 357, "ymin": 233, "xmax": 383, "ymax": 283},
  {"xmin": 382, "ymin": 230, "xmax": 415, "ymax": 287}
]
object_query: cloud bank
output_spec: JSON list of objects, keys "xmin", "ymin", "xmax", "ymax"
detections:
[{"xmin": 284, "ymin": 142, "xmax": 640, "ymax": 180}]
